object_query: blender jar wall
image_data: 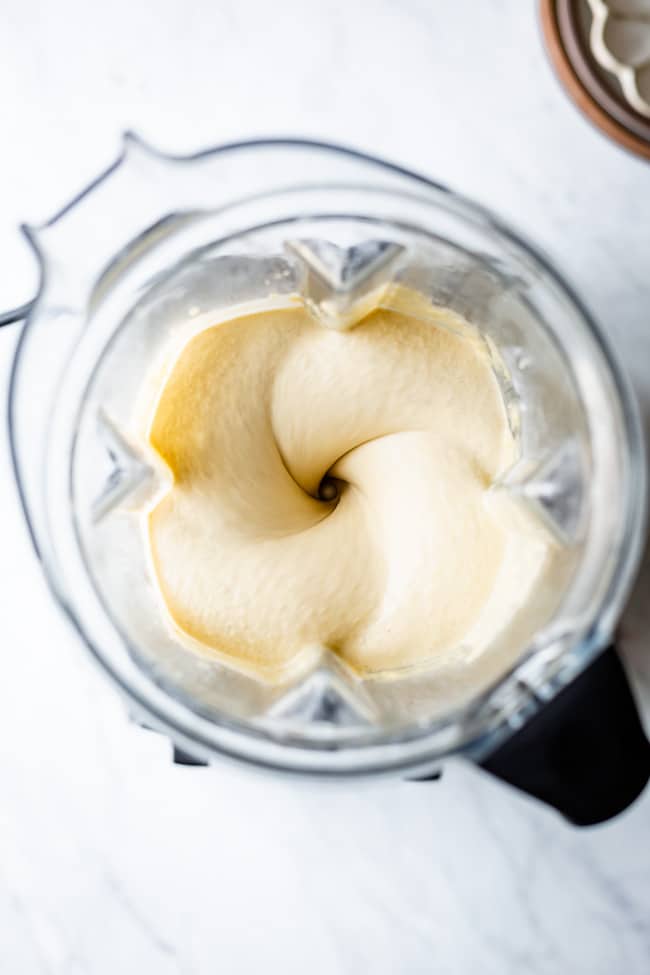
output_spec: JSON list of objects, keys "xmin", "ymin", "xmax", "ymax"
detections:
[{"xmin": 8, "ymin": 139, "xmax": 646, "ymax": 776}]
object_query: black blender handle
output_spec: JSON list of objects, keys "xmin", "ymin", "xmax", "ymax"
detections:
[{"xmin": 478, "ymin": 647, "xmax": 650, "ymax": 826}]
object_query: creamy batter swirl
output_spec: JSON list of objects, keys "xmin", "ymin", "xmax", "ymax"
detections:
[{"xmin": 146, "ymin": 290, "xmax": 552, "ymax": 681}]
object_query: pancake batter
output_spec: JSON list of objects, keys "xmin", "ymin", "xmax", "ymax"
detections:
[{"xmin": 145, "ymin": 289, "xmax": 554, "ymax": 681}]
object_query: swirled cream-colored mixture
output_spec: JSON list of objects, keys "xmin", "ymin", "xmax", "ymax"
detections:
[{"xmin": 146, "ymin": 290, "xmax": 555, "ymax": 681}]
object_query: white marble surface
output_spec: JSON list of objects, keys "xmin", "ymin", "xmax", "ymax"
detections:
[{"xmin": 1, "ymin": 1, "xmax": 650, "ymax": 972}]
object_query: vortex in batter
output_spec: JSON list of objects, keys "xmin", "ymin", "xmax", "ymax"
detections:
[{"xmin": 145, "ymin": 290, "xmax": 554, "ymax": 681}]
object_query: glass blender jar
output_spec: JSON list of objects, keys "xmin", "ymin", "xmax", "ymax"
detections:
[{"xmin": 6, "ymin": 137, "xmax": 649, "ymax": 825}]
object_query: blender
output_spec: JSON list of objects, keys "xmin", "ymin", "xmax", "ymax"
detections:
[{"xmin": 4, "ymin": 137, "xmax": 649, "ymax": 825}]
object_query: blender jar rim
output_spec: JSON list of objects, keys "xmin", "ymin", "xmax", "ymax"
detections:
[{"xmin": 7, "ymin": 137, "xmax": 647, "ymax": 775}]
